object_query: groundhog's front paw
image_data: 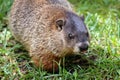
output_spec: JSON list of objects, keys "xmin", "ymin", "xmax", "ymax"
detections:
[{"xmin": 31, "ymin": 53, "xmax": 60, "ymax": 72}]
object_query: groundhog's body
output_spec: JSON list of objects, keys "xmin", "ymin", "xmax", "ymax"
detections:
[{"xmin": 9, "ymin": 0, "xmax": 90, "ymax": 72}]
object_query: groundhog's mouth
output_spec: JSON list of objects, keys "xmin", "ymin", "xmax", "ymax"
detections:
[
  {"xmin": 73, "ymin": 47, "xmax": 88, "ymax": 54},
  {"xmin": 81, "ymin": 50, "xmax": 88, "ymax": 54}
]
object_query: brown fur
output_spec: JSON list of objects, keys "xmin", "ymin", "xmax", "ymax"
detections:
[
  {"xmin": 9, "ymin": 0, "xmax": 89, "ymax": 72},
  {"xmin": 32, "ymin": 52, "xmax": 60, "ymax": 72}
]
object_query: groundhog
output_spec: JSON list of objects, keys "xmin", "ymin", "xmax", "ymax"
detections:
[{"xmin": 9, "ymin": 0, "xmax": 90, "ymax": 72}]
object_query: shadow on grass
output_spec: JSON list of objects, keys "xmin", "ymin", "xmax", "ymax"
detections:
[{"xmin": 13, "ymin": 41, "xmax": 102, "ymax": 74}]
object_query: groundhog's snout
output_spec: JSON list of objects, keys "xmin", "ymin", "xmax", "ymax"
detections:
[
  {"xmin": 73, "ymin": 41, "xmax": 89, "ymax": 53},
  {"xmin": 79, "ymin": 42, "xmax": 89, "ymax": 52}
]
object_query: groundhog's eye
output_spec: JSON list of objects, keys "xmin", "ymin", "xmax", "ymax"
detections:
[
  {"xmin": 68, "ymin": 33, "xmax": 74, "ymax": 39},
  {"xmin": 56, "ymin": 19, "xmax": 65, "ymax": 31}
]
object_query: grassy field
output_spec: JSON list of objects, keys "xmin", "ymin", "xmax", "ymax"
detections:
[{"xmin": 0, "ymin": 0, "xmax": 120, "ymax": 80}]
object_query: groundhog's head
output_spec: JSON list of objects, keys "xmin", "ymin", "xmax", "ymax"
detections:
[{"xmin": 55, "ymin": 11, "xmax": 90, "ymax": 54}]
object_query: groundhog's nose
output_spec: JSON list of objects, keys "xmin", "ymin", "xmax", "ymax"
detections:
[
  {"xmin": 73, "ymin": 41, "xmax": 89, "ymax": 53},
  {"xmin": 79, "ymin": 43, "xmax": 89, "ymax": 52}
]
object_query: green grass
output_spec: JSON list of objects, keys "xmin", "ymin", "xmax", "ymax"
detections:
[{"xmin": 0, "ymin": 0, "xmax": 120, "ymax": 80}]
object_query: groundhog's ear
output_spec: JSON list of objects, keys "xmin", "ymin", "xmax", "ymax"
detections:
[
  {"xmin": 56, "ymin": 18, "xmax": 66, "ymax": 31},
  {"xmin": 80, "ymin": 15, "xmax": 85, "ymax": 21}
]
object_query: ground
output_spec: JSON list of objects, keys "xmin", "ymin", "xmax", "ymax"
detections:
[{"xmin": 0, "ymin": 0, "xmax": 120, "ymax": 80}]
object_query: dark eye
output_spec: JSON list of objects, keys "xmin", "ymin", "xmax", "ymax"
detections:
[{"xmin": 68, "ymin": 33, "xmax": 74, "ymax": 39}]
